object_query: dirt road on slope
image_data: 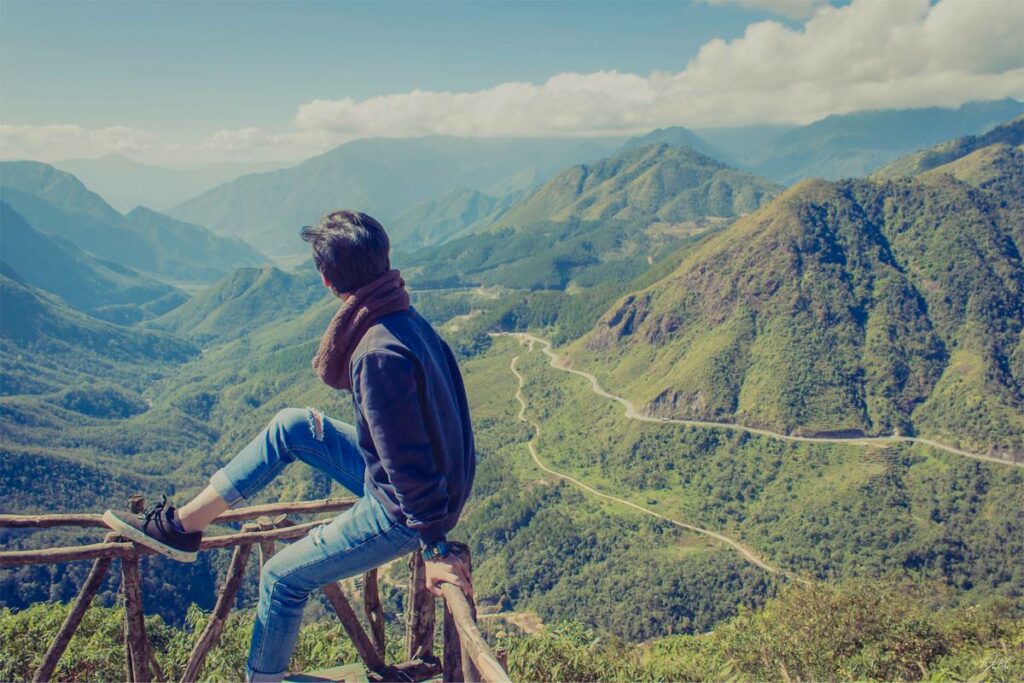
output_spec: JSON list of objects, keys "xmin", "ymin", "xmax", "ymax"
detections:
[
  {"xmin": 498, "ymin": 332, "xmax": 1021, "ymax": 470},
  {"xmin": 508, "ymin": 351, "xmax": 802, "ymax": 581}
]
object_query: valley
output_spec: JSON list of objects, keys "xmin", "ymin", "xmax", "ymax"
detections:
[{"xmin": 2, "ymin": 102, "xmax": 1023, "ymax": 678}]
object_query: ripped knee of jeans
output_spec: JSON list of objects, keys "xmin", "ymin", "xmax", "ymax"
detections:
[{"xmin": 306, "ymin": 407, "xmax": 324, "ymax": 442}]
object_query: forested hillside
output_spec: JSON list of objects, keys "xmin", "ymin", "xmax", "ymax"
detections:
[
  {"xmin": 400, "ymin": 144, "xmax": 781, "ymax": 290},
  {"xmin": 574, "ymin": 121, "xmax": 1024, "ymax": 461},
  {"xmin": 2, "ymin": 118, "xmax": 1023, "ymax": 679}
]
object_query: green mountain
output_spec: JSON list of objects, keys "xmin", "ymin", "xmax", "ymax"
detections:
[
  {"xmin": 0, "ymin": 272, "xmax": 198, "ymax": 396},
  {"xmin": 619, "ymin": 125, "xmax": 720, "ymax": 159},
  {"xmin": 574, "ymin": 126, "xmax": 1024, "ymax": 461},
  {"xmin": 53, "ymin": 153, "xmax": 285, "ymax": 212},
  {"xmin": 0, "ymin": 203, "xmax": 185, "ymax": 323},
  {"xmin": 390, "ymin": 186, "xmax": 526, "ymax": 250},
  {"xmin": 0, "ymin": 161, "xmax": 267, "ymax": 281},
  {"xmin": 741, "ymin": 99, "xmax": 1024, "ymax": 184},
  {"xmin": 400, "ymin": 144, "xmax": 782, "ymax": 290},
  {"xmin": 147, "ymin": 265, "xmax": 327, "ymax": 344},
  {"xmin": 167, "ymin": 136, "xmax": 620, "ymax": 256},
  {"xmin": 871, "ymin": 115, "xmax": 1024, "ymax": 180},
  {"xmin": 493, "ymin": 144, "xmax": 780, "ymax": 227}
]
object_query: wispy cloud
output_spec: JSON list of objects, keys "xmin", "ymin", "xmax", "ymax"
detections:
[
  {"xmin": 3, "ymin": 0, "xmax": 1021, "ymax": 165},
  {"xmin": 296, "ymin": 0, "xmax": 1024, "ymax": 136}
]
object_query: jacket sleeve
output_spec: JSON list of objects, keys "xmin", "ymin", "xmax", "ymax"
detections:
[{"xmin": 352, "ymin": 349, "xmax": 449, "ymax": 545}]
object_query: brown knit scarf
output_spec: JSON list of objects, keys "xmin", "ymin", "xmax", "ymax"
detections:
[{"xmin": 312, "ymin": 268, "xmax": 410, "ymax": 391}]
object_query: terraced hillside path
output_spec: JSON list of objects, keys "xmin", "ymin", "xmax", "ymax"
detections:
[
  {"xmin": 507, "ymin": 348, "xmax": 801, "ymax": 582},
  {"xmin": 498, "ymin": 332, "xmax": 1021, "ymax": 470}
]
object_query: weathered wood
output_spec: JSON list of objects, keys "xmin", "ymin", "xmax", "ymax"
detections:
[
  {"xmin": 121, "ymin": 549, "xmax": 151, "ymax": 682},
  {"xmin": 0, "ymin": 513, "xmax": 107, "ymax": 529},
  {"xmin": 440, "ymin": 584, "xmax": 509, "ymax": 683},
  {"xmin": 0, "ymin": 541, "xmax": 133, "ymax": 567},
  {"xmin": 362, "ymin": 568, "xmax": 386, "ymax": 658},
  {"xmin": 369, "ymin": 658, "xmax": 442, "ymax": 682},
  {"xmin": 149, "ymin": 647, "xmax": 166, "ymax": 683},
  {"xmin": 256, "ymin": 516, "xmax": 278, "ymax": 572},
  {"xmin": 0, "ymin": 498, "xmax": 354, "ymax": 530},
  {"xmin": 214, "ymin": 497, "xmax": 357, "ymax": 523},
  {"xmin": 32, "ymin": 556, "xmax": 111, "ymax": 682},
  {"xmin": 405, "ymin": 552, "xmax": 435, "ymax": 660},
  {"xmin": 181, "ymin": 532, "xmax": 255, "ymax": 682},
  {"xmin": 443, "ymin": 598, "xmax": 464, "ymax": 683},
  {"xmin": 322, "ymin": 581, "xmax": 385, "ymax": 673},
  {"xmin": 0, "ymin": 518, "xmax": 331, "ymax": 568},
  {"xmin": 199, "ymin": 518, "xmax": 331, "ymax": 550},
  {"xmin": 441, "ymin": 543, "xmax": 509, "ymax": 683}
]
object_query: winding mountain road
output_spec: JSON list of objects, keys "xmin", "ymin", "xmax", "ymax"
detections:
[
  {"xmin": 497, "ymin": 332, "xmax": 1021, "ymax": 470},
  {"xmin": 508, "ymin": 350, "xmax": 800, "ymax": 581}
]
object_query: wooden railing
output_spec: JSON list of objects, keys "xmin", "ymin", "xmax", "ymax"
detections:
[{"xmin": 0, "ymin": 496, "xmax": 512, "ymax": 683}]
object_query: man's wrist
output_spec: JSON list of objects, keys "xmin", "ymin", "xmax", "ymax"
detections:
[{"xmin": 421, "ymin": 537, "xmax": 450, "ymax": 561}]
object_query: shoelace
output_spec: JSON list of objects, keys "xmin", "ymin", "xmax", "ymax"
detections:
[{"xmin": 139, "ymin": 494, "xmax": 170, "ymax": 533}]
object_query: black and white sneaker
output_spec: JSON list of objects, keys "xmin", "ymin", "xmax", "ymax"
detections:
[{"xmin": 103, "ymin": 496, "xmax": 202, "ymax": 563}]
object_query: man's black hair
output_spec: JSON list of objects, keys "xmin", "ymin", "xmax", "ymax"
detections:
[{"xmin": 301, "ymin": 210, "xmax": 391, "ymax": 293}]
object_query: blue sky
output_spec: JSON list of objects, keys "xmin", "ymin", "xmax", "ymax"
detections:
[
  {"xmin": 1, "ymin": 0, "xmax": 1020, "ymax": 165},
  {"xmin": 1, "ymin": 1, "xmax": 773, "ymax": 133}
]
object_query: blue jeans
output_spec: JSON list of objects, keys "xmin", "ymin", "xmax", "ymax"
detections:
[{"xmin": 209, "ymin": 408, "xmax": 420, "ymax": 682}]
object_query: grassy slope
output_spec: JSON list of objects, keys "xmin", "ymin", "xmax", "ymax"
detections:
[
  {"xmin": 572, "ymin": 160, "xmax": 1023, "ymax": 458},
  {"xmin": 510, "ymin": 339, "xmax": 1024, "ymax": 599}
]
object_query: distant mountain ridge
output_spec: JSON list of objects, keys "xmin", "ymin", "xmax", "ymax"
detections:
[
  {"xmin": 491, "ymin": 143, "xmax": 781, "ymax": 228},
  {"xmin": 168, "ymin": 136, "xmax": 621, "ymax": 256},
  {"xmin": 0, "ymin": 203, "xmax": 185, "ymax": 324},
  {"xmin": 0, "ymin": 161, "xmax": 267, "ymax": 282},
  {"xmin": 575, "ymin": 119, "xmax": 1024, "ymax": 460},
  {"xmin": 54, "ymin": 154, "xmax": 287, "ymax": 212},
  {"xmin": 740, "ymin": 98, "xmax": 1024, "ymax": 184},
  {"xmin": 401, "ymin": 143, "xmax": 782, "ymax": 290}
]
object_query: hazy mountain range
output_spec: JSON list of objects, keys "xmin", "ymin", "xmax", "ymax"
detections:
[
  {"xmin": 53, "ymin": 154, "xmax": 288, "ymax": 213},
  {"xmin": 167, "ymin": 136, "xmax": 622, "ymax": 257},
  {"xmin": 0, "ymin": 161, "xmax": 267, "ymax": 282}
]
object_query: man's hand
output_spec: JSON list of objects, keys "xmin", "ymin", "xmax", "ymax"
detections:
[{"xmin": 424, "ymin": 554, "xmax": 474, "ymax": 598}]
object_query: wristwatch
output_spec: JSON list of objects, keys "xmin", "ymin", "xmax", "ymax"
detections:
[{"xmin": 421, "ymin": 537, "xmax": 451, "ymax": 561}]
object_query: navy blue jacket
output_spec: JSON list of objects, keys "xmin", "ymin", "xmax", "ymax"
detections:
[{"xmin": 349, "ymin": 306, "xmax": 475, "ymax": 545}]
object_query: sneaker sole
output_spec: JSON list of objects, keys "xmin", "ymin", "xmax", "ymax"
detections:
[{"xmin": 102, "ymin": 510, "xmax": 199, "ymax": 563}]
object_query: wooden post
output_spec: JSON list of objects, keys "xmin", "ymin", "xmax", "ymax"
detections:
[
  {"xmin": 362, "ymin": 568, "xmax": 386, "ymax": 659},
  {"xmin": 255, "ymin": 515, "xmax": 282, "ymax": 572},
  {"xmin": 121, "ymin": 548, "xmax": 151, "ymax": 682},
  {"xmin": 443, "ymin": 543, "xmax": 479, "ymax": 683},
  {"xmin": 32, "ymin": 556, "xmax": 111, "ymax": 682},
  {"xmin": 443, "ymin": 599, "xmax": 464, "ymax": 683},
  {"xmin": 181, "ymin": 526, "xmax": 255, "ymax": 682},
  {"xmin": 405, "ymin": 552, "xmax": 435, "ymax": 660},
  {"xmin": 119, "ymin": 497, "xmax": 150, "ymax": 683},
  {"xmin": 322, "ymin": 582, "xmax": 385, "ymax": 673}
]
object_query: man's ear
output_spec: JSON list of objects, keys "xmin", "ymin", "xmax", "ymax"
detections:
[{"xmin": 321, "ymin": 273, "xmax": 332, "ymax": 290}]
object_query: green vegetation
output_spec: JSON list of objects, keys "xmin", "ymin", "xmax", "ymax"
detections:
[
  {"xmin": 400, "ymin": 144, "xmax": 781, "ymax": 291},
  {"xmin": 3, "ymin": 580, "xmax": 1020, "ymax": 682},
  {"xmin": 575, "ymin": 130, "xmax": 1024, "ymax": 460},
  {"xmin": 511, "ymin": 340, "xmax": 1024, "ymax": 597}
]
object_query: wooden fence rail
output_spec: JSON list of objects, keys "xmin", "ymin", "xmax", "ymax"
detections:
[{"xmin": 0, "ymin": 496, "xmax": 511, "ymax": 683}]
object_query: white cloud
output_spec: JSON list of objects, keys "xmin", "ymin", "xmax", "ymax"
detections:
[
  {"xmin": 296, "ymin": 0, "xmax": 1024, "ymax": 135},
  {"xmin": 703, "ymin": 0, "xmax": 826, "ymax": 20},
  {"xmin": 2, "ymin": 0, "xmax": 1021, "ymax": 165},
  {"xmin": 0, "ymin": 124, "xmax": 163, "ymax": 160}
]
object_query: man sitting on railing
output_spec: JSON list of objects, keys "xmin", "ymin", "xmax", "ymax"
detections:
[{"xmin": 104, "ymin": 210, "xmax": 476, "ymax": 682}]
